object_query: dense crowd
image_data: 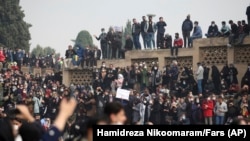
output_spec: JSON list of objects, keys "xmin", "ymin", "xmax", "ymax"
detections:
[
  {"xmin": 0, "ymin": 57, "xmax": 250, "ymax": 140},
  {"xmin": 0, "ymin": 6, "xmax": 250, "ymax": 141}
]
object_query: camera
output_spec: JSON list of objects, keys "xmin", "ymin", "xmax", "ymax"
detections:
[{"xmin": 97, "ymin": 87, "xmax": 102, "ymax": 92}]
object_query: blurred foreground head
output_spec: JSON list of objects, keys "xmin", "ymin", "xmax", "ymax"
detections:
[{"xmin": 104, "ymin": 101, "xmax": 127, "ymax": 125}]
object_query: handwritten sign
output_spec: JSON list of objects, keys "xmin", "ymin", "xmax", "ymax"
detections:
[{"xmin": 116, "ymin": 88, "xmax": 130, "ymax": 101}]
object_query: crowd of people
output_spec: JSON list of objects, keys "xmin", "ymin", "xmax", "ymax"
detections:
[
  {"xmin": 0, "ymin": 57, "xmax": 250, "ymax": 140},
  {"xmin": 0, "ymin": 6, "xmax": 250, "ymax": 141},
  {"xmin": 91, "ymin": 13, "xmax": 250, "ymax": 60},
  {"xmin": 0, "ymin": 46, "xmax": 63, "ymax": 72},
  {"xmin": 62, "ymin": 14, "xmax": 250, "ymax": 70}
]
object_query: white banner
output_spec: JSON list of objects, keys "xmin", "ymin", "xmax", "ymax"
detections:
[{"xmin": 116, "ymin": 88, "xmax": 130, "ymax": 101}]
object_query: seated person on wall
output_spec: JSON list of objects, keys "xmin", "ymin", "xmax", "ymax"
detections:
[
  {"xmin": 189, "ymin": 21, "xmax": 202, "ymax": 47},
  {"xmin": 164, "ymin": 33, "xmax": 172, "ymax": 49},
  {"xmin": 171, "ymin": 33, "xmax": 183, "ymax": 58},
  {"xmin": 120, "ymin": 35, "xmax": 133, "ymax": 59},
  {"xmin": 243, "ymin": 20, "xmax": 250, "ymax": 34},
  {"xmin": 227, "ymin": 20, "xmax": 239, "ymax": 47},
  {"xmin": 72, "ymin": 45, "xmax": 84, "ymax": 68},
  {"xmin": 64, "ymin": 45, "xmax": 76, "ymax": 69},
  {"xmin": 84, "ymin": 46, "xmax": 92, "ymax": 69},
  {"xmin": 205, "ymin": 21, "xmax": 219, "ymax": 38},
  {"xmin": 94, "ymin": 47, "xmax": 101, "ymax": 65},
  {"xmin": 219, "ymin": 21, "xmax": 231, "ymax": 37},
  {"xmin": 237, "ymin": 20, "xmax": 249, "ymax": 45}
]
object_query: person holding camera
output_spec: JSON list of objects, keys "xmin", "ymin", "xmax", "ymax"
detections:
[{"xmin": 94, "ymin": 87, "xmax": 106, "ymax": 118}]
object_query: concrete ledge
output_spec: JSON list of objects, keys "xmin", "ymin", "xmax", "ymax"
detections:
[{"xmin": 62, "ymin": 36, "xmax": 250, "ymax": 86}]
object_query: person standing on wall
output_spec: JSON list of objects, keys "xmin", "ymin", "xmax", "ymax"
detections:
[
  {"xmin": 141, "ymin": 16, "xmax": 148, "ymax": 49},
  {"xmin": 132, "ymin": 18, "xmax": 142, "ymax": 50},
  {"xmin": 94, "ymin": 28, "xmax": 107, "ymax": 59},
  {"xmin": 182, "ymin": 14, "xmax": 193, "ymax": 48},
  {"xmin": 156, "ymin": 17, "xmax": 167, "ymax": 49},
  {"xmin": 144, "ymin": 15, "xmax": 157, "ymax": 50}
]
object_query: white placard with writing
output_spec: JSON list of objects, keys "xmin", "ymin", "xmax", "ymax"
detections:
[{"xmin": 116, "ymin": 88, "xmax": 130, "ymax": 101}]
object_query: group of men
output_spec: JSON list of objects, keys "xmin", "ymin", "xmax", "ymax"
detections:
[
  {"xmin": 64, "ymin": 45, "xmax": 101, "ymax": 69},
  {"xmin": 93, "ymin": 14, "xmax": 204, "ymax": 60}
]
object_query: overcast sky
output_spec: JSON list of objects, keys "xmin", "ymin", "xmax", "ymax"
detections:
[{"xmin": 19, "ymin": 0, "xmax": 249, "ymax": 56}]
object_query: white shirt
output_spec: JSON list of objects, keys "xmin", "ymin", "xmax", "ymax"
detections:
[{"xmin": 196, "ymin": 65, "xmax": 204, "ymax": 80}]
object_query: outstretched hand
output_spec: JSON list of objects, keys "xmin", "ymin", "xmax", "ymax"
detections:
[
  {"xmin": 16, "ymin": 105, "xmax": 35, "ymax": 122},
  {"xmin": 59, "ymin": 97, "xmax": 77, "ymax": 117},
  {"xmin": 53, "ymin": 97, "xmax": 77, "ymax": 131}
]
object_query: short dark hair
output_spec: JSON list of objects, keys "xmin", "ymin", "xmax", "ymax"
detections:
[
  {"xmin": 218, "ymin": 95, "xmax": 223, "ymax": 99},
  {"xmin": 104, "ymin": 101, "xmax": 124, "ymax": 117},
  {"xmin": 0, "ymin": 118, "xmax": 15, "ymax": 141},
  {"xmin": 19, "ymin": 121, "xmax": 44, "ymax": 141}
]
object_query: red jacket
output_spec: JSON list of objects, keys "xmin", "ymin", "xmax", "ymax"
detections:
[
  {"xmin": 11, "ymin": 65, "xmax": 19, "ymax": 71},
  {"xmin": 173, "ymin": 38, "xmax": 183, "ymax": 47},
  {"xmin": 202, "ymin": 100, "xmax": 214, "ymax": 117},
  {"xmin": 0, "ymin": 50, "xmax": 5, "ymax": 62}
]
